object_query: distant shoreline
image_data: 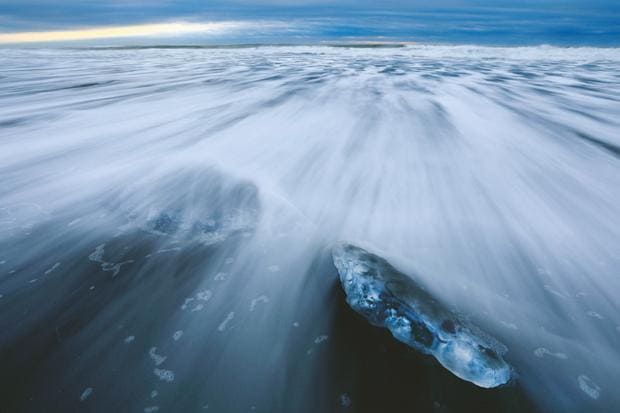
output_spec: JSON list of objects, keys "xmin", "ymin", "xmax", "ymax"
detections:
[{"xmin": 2, "ymin": 42, "xmax": 620, "ymax": 50}]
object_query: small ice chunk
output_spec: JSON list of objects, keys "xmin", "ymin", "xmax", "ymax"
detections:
[
  {"xmin": 534, "ymin": 347, "xmax": 568, "ymax": 359},
  {"xmin": 151, "ymin": 390, "xmax": 158, "ymax": 398},
  {"xmin": 153, "ymin": 368, "xmax": 175, "ymax": 382},
  {"xmin": 149, "ymin": 347, "xmax": 167, "ymax": 366},
  {"xmin": 197, "ymin": 290, "xmax": 212, "ymax": 301},
  {"xmin": 218, "ymin": 312, "xmax": 235, "ymax": 331},
  {"xmin": 181, "ymin": 297, "xmax": 195, "ymax": 310},
  {"xmin": 101, "ymin": 260, "xmax": 133, "ymax": 277},
  {"xmin": 314, "ymin": 335, "xmax": 328, "ymax": 344},
  {"xmin": 89, "ymin": 244, "xmax": 105, "ymax": 262},
  {"xmin": 250, "ymin": 295, "xmax": 269, "ymax": 312},
  {"xmin": 578, "ymin": 375, "xmax": 601, "ymax": 399},
  {"xmin": 80, "ymin": 387, "xmax": 93, "ymax": 402},
  {"xmin": 214, "ymin": 272, "xmax": 227, "ymax": 281},
  {"xmin": 124, "ymin": 335, "xmax": 135, "ymax": 343},
  {"xmin": 173, "ymin": 331, "xmax": 183, "ymax": 341},
  {"xmin": 225, "ymin": 257, "xmax": 234, "ymax": 265},
  {"xmin": 144, "ymin": 406, "xmax": 160, "ymax": 412},
  {"xmin": 192, "ymin": 303, "xmax": 204, "ymax": 312},
  {"xmin": 88, "ymin": 243, "xmax": 132, "ymax": 277}
]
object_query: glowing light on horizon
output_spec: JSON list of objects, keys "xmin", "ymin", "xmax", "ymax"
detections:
[{"xmin": 0, "ymin": 22, "xmax": 243, "ymax": 44}]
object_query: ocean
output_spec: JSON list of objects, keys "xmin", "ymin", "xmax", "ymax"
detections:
[{"xmin": 0, "ymin": 45, "xmax": 619, "ymax": 412}]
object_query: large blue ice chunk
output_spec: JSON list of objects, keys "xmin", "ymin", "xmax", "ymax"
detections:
[{"xmin": 332, "ymin": 243, "xmax": 512, "ymax": 388}]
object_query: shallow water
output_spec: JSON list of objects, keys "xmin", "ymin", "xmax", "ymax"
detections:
[{"xmin": 1, "ymin": 45, "xmax": 619, "ymax": 412}]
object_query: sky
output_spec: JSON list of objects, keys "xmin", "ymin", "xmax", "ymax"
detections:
[{"xmin": 0, "ymin": 0, "xmax": 619, "ymax": 45}]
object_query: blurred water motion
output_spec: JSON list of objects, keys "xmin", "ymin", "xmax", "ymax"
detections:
[{"xmin": 0, "ymin": 45, "xmax": 619, "ymax": 413}]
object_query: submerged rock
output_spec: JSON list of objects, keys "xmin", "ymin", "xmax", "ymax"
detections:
[{"xmin": 332, "ymin": 243, "xmax": 512, "ymax": 388}]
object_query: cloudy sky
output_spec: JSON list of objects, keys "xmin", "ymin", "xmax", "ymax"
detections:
[{"xmin": 0, "ymin": 0, "xmax": 618, "ymax": 45}]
